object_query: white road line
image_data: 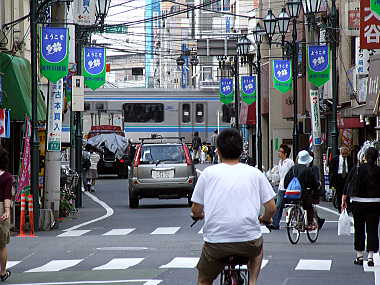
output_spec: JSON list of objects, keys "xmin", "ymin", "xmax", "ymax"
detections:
[
  {"xmin": 295, "ymin": 259, "xmax": 332, "ymax": 271},
  {"xmin": 315, "ymin": 205, "xmax": 339, "ymax": 216},
  {"xmin": 236, "ymin": 259, "xmax": 269, "ymax": 270},
  {"xmin": 151, "ymin": 227, "xmax": 180, "ymax": 235},
  {"xmin": 57, "ymin": 230, "xmax": 91, "ymax": 237},
  {"xmin": 7, "ymin": 261, "xmax": 21, "ymax": 269},
  {"xmin": 92, "ymin": 258, "xmax": 144, "ymax": 270},
  {"xmin": 160, "ymin": 257, "xmax": 199, "ymax": 269},
  {"xmin": 64, "ymin": 192, "xmax": 114, "ymax": 232},
  {"xmin": 6, "ymin": 280, "xmax": 162, "ymax": 285},
  {"xmin": 102, "ymin": 228, "xmax": 136, "ymax": 236},
  {"xmin": 26, "ymin": 260, "xmax": 83, "ymax": 273},
  {"xmin": 363, "ymin": 254, "xmax": 380, "ymax": 272}
]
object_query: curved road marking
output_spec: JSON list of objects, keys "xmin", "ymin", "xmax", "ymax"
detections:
[{"xmin": 64, "ymin": 191, "xmax": 114, "ymax": 232}]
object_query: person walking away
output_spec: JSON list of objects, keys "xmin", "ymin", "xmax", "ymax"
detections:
[
  {"xmin": 329, "ymin": 146, "xmax": 352, "ymax": 213},
  {"xmin": 0, "ymin": 147, "xmax": 12, "ymax": 281},
  {"xmin": 284, "ymin": 150, "xmax": 320, "ymax": 230},
  {"xmin": 82, "ymin": 144, "xmax": 91, "ymax": 191},
  {"xmin": 191, "ymin": 128, "xmax": 276, "ymax": 285},
  {"xmin": 192, "ymin": 132, "xmax": 202, "ymax": 163},
  {"xmin": 87, "ymin": 146, "xmax": 100, "ymax": 193},
  {"xmin": 269, "ymin": 144, "xmax": 294, "ymax": 230},
  {"xmin": 308, "ymin": 151, "xmax": 325, "ymax": 229},
  {"xmin": 342, "ymin": 147, "xmax": 380, "ymax": 267},
  {"xmin": 200, "ymin": 142, "xmax": 208, "ymax": 164},
  {"xmin": 210, "ymin": 130, "xmax": 218, "ymax": 164}
]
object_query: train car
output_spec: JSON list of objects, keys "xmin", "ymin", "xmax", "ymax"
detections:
[{"xmin": 83, "ymin": 88, "xmax": 233, "ymax": 143}]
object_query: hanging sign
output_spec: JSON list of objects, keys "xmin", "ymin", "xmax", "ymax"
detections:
[
  {"xmin": 240, "ymin": 75, "xmax": 256, "ymax": 105},
  {"xmin": 83, "ymin": 47, "xmax": 106, "ymax": 90},
  {"xmin": 40, "ymin": 27, "xmax": 69, "ymax": 83},
  {"xmin": 47, "ymin": 80, "xmax": 64, "ymax": 151},
  {"xmin": 361, "ymin": 0, "xmax": 380, "ymax": 49},
  {"xmin": 0, "ymin": 109, "xmax": 10, "ymax": 138},
  {"xmin": 309, "ymin": 90, "xmax": 322, "ymax": 145},
  {"xmin": 273, "ymin": 60, "xmax": 292, "ymax": 93},
  {"xmin": 307, "ymin": 45, "xmax": 330, "ymax": 87},
  {"xmin": 74, "ymin": 0, "xmax": 96, "ymax": 26},
  {"xmin": 219, "ymin": 78, "xmax": 234, "ymax": 104},
  {"xmin": 370, "ymin": 0, "xmax": 380, "ymax": 17}
]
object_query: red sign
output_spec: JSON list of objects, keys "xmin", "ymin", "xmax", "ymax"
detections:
[
  {"xmin": 349, "ymin": 10, "xmax": 360, "ymax": 29},
  {"xmin": 360, "ymin": 0, "xmax": 380, "ymax": 49}
]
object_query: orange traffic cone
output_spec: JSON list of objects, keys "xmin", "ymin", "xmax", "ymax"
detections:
[
  {"xmin": 18, "ymin": 194, "xmax": 26, "ymax": 237},
  {"xmin": 27, "ymin": 195, "xmax": 35, "ymax": 237}
]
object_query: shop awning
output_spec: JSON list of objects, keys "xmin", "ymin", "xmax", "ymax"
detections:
[{"xmin": 0, "ymin": 52, "xmax": 46, "ymax": 121}]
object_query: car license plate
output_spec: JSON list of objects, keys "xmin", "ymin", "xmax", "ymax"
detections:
[{"xmin": 152, "ymin": 170, "xmax": 174, "ymax": 179}]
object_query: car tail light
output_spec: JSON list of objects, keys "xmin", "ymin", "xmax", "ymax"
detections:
[
  {"xmin": 120, "ymin": 159, "xmax": 125, "ymax": 163},
  {"xmin": 133, "ymin": 145, "xmax": 142, "ymax": 167},
  {"xmin": 183, "ymin": 144, "xmax": 192, "ymax": 165},
  {"xmin": 188, "ymin": 178, "xmax": 193, "ymax": 184}
]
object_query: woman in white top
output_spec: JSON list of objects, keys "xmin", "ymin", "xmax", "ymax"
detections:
[
  {"xmin": 86, "ymin": 146, "xmax": 100, "ymax": 192},
  {"xmin": 269, "ymin": 144, "xmax": 294, "ymax": 230}
]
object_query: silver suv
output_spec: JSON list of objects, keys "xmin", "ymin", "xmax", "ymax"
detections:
[{"xmin": 128, "ymin": 137, "xmax": 197, "ymax": 208}]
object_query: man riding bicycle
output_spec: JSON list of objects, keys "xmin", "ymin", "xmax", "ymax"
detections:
[{"xmin": 191, "ymin": 128, "xmax": 276, "ymax": 285}]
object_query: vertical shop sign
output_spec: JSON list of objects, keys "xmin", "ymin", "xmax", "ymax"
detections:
[
  {"xmin": 47, "ymin": 80, "xmax": 64, "ymax": 151},
  {"xmin": 219, "ymin": 78, "xmax": 234, "ymax": 104},
  {"xmin": 272, "ymin": 60, "xmax": 292, "ymax": 93},
  {"xmin": 74, "ymin": 0, "xmax": 96, "ymax": 26},
  {"xmin": 360, "ymin": 0, "xmax": 380, "ymax": 49},
  {"xmin": 40, "ymin": 27, "xmax": 69, "ymax": 82},
  {"xmin": 370, "ymin": 0, "xmax": 380, "ymax": 17},
  {"xmin": 310, "ymin": 90, "xmax": 322, "ymax": 145},
  {"xmin": 307, "ymin": 45, "xmax": 330, "ymax": 87},
  {"xmin": 83, "ymin": 47, "xmax": 106, "ymax": 90},
  {"xmin": 240, "ymin": 76, "xmax": 256, "ymax": 105}
]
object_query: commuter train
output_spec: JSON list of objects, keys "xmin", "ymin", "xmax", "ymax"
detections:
[{"xmin": 82, "ymin": 88, "xmax": 234, "ymax": 143}]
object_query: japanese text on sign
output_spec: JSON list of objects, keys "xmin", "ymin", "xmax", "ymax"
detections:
[
  {"xmin": 47, "ymin": 80, "xmax": 64, "ymax": 151},
  {"xmin": 361, "ymin": 0, "xmax": 380, "ymax": 49}
]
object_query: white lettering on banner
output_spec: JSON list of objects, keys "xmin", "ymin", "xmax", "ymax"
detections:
[
  {"xmin": 47, "ymin": 79, "xmax": 64, "ymax": 151},
  {"xmin": 364, "ymin": 7, "xmax": 380, "ymax": 22},
  {"xmin": 309, "ymin": 90, "xmax": 322, "ymax": 145},
  {"xmin": 365, "ymin": 24, "xmax": 380, "ymax": 43}
]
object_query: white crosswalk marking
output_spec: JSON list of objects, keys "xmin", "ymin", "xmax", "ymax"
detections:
[
  {"xmin": 92, "ymin": 258, "xmax": 144, "ymax": 270},
  {"xmin": 57, "ymin": 230, "xmax": 91, "ymax": 237},
  {"xmin": 26, "ymin": 260, "xmax": 83, "ymax": 272},
  {"xmin": 235, "ymin": 259, "xmax": 269, "ymax": 270},
  {"xmin": 102, "ymin": 229, "xmax": 136, "ymax": 236},
  {"xmin": 160, "ymin": 257, "xmax": 199, "ymax": 269},
  {"xmin": 7, "ymin": 261, "xmax": 21, "ymax": 269},
  {"xmin": 151, "ymin": 227, "xmax": 180, "ymax": 235},
  {"xmin": 295, "ymin": 259, "xmax": 332, "ymax": 271}
]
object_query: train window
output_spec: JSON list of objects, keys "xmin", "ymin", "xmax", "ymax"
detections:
[
  {"xmin": 182, "ymin": 104, "xmax": 191, "ymax": 123},
  {"xmin": 222, "ymin": 104, "xmax": 234, "ymax": 123},
  {"xmin": 95, "ymin": 103, "xmax": 104, "ymax": 110},
  {"xmin": 84, "ymin": 103, "xmax": 91, "ymax": 111},
  {"xmin": 123, "ymin": 103, "xmax": 164, "ymax": 123},
  {"xmin": 195, "ymin": 104, "xmax": 204, "ymax": 123}
]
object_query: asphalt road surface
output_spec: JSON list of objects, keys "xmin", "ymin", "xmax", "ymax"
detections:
[{"xmin": 6, "ymin": 165, "xmax": 376, "ymax": 285}]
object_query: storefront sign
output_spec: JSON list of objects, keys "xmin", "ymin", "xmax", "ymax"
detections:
[
  {"xmin": 219, "ymin": 78, "xmax": 234, "ymax": 104},
  {"xmin": 360, "ymin": 0, "xmax": 380, "ymax": 49},
  {"xmin": 73, "ymin": 0, "xmax": 96, "ymax": 26},
  {"xmin": 47, "ymin": 80, "xmax": 64, "ymax": 151},
  {"xmin": 370, "ymin": 0, "xmax": 380, "ymax": 17},
  {"xmin": 40, "ymin": 27, "xmax": 69, "ymax": 83},
  {"xmin": 349, "ymin": 9, "xmax": 360, "ymax": 30},
  {"xmin": 240, "ymin": 75, "xmax": 256, "ymax": 105},
  {"xmin": 307, "ymin": 45, "xmax": 330, "ymax": 87},
  {"xmin": 272, "ymin": 60, "xmax": 292, "ymax": 93},
  {"xmin": 310, "ymin": 90, "xmax": 322, "ymax": 145},
  {"xmin": 83, "ymin": 47, "xmax": 106, "ymax": 90}
]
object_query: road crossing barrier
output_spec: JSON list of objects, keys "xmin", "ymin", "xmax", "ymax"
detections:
[
  {"xmin": 27, "ymin": 194, "xmax": 35, "ymax": 236},
  {"xmin": 18, "ymin": 193, "xmax": 26, "ymax": 236},
  {"xmin": 17, "ymin": 193, "xmax": 36, "ymax": 237}
]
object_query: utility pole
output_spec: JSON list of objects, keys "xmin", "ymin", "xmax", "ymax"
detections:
[
  {"xmin": 30, "ymin": 0, "xmax": 40, "ymax": 231},
  {"xmin": 234, "ymin": 56, "xmax": 240, "ymax": 130},
  {"xmin": 44, "ymin": 2, "xmax": 66, "ymax": 219},
  {"xmin": 291, "ymin": 17, "xmax": 299, "ymax": 162},
  {"xmin": 256, "ymin": 43, "xmax": 262, "ymax": 171}
]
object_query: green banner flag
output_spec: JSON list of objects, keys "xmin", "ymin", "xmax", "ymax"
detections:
[
  {"xmin": 240, "ymin": 76, "xmax": 256, "ymax": 105},
  {"xmin": 307, "ymin": 45, "xmax": 330, "ymax": 87},
  {"xmin": 371, "ymin": 0, "xmax": 380, "ymax": 16},
  {"xmin": 219, "ymin": 78, "xmax": 234, "ymax": 104},
  {"xmin": 83, "ymin": 47, "xmax": 106, "ymax": 90},
  {"xmin": 273, "ymin": 60, "xmax": 292, "ymax": 93},
  {"xmin": 40, "ymin": 27, "xmax": 69, "ymax": 83}
]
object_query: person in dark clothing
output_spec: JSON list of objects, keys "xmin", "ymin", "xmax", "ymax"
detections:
[
  {"xmin": 329, "ymin": 146, "xmax": 353, "ymax": 213},
  {"xmin": 284, "ymin": 150, "xmax": 320, "ymax": 230},
  {"xmin": 126, "ymin": 140, "xmax": 136, "ymax": 166},
  {"xmin": 342, "ymin": 147, "xmax": 380, "ymax": 267},
  {"xmin": 192, "ymin": 132, "xmax": 202, "ymax": 163}
]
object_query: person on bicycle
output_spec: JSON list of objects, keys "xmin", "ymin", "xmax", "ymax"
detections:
[
  {"xmin": 191, "ymin": 128, "xmax": 276, "ymax": 285},
  {"xmin": 284, "ymin": 150, "xmax": 320, "ymax": 230}
]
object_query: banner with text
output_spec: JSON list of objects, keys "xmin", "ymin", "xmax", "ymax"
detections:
[
  {"xmin": 40, "ymin": 27, "xmax": 69, "ymax": 82},
  {"xmin": 307, "ymin": 45, "xmax": 330, "ymax": 87},
  {"xmin": 273, "ymin": 60, "xmax": 292, "ymax": 93},
  {"xmin": 47, "ymin": 80, "xmax": 64, "ymax": 151},
  {"xmin": 371, "ymin": 0, "xmax": 380, "ymax": 16},
  {"xmin": 310, "ymin": 90, "xmax": 322, "ymax": 146},
  {"xmin": 240, "ymin": 76, "xmax": 256, "ymax": 105},
  {"xmin": 361, "ymin": 0, "xmax": 380, "ymax": 49},
  {"xmin": 219, "ymin": 78, "xmax": 234, "ymax": 104},
  {"xmin": 83, "ymin": 47, "xmax": 106, "ymax": 90},
  {"xmin": 74, "ymin": 0, "xmax": 96, "ymax": 26}
]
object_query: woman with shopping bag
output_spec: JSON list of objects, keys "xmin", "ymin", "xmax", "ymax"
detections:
[{"xmin": 342, "ymin": 147, "xmax": 380, "ymax": 267}]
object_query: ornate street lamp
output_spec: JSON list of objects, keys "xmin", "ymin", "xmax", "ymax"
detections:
[
  {"xmin": 286, "ymin": 0, "xmax": 302, "ymax": 18},
  {"xmin": 263, "ymin": 9, "xmax": 277, "ymax": 45},
  {"xmin": 96, "ymin": 0, "xmax": 111, "ymax": 24},
  {"xmin": 253, "ymin": 23, "xmax": 265, "ymax": 44},
  {"xmin": 302, "ymin": 0, "xmax": 321, "ymax": 15},
  {"xmin": 237, "ymin": 34, "xmax": 251, "ymax": 64},
  {"xmin": 278, "ymin": 7, "xmax": 291, "ymax": 36}
]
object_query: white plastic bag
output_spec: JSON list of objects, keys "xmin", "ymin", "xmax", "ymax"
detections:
[{"xmin": 338, "ymin": 209, "xmax": 351, "ymax": 236}]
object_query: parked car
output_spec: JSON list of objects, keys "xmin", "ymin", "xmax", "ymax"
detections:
[{"xmin": 128, "ymin": 136, "xmax": 197, "ymax": 208}]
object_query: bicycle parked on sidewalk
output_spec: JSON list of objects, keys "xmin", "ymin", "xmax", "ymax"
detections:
[{"xmin": 285, "ymin": 201, "xmax": 319, "ymax": 244}]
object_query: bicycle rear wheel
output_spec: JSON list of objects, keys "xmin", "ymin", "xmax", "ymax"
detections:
[
  {"xmin": 287, "ymin": 207, "xmax": 300, "ymax": 244},
  {"xmin": 306, "ymin": 215, "xmax": 319, "ymax": 243}
]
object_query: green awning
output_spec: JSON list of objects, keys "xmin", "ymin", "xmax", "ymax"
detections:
[{"xmin": 0, "ymin": 52, "xmax": 46, "ymax": 121}]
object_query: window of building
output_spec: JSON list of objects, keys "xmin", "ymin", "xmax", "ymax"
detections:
[
  {"xmin": 195, "ymin": 104, "xmax": 204, "ymax": 123},
  {"xmin": 202, "ymin": 66, "xmax": 213, "ymax": 81},
  {"xmin": 95, "ymin": 103, "xmax": 104, "ymax": 110},
  {"xmin": 223, "ymin": 0, "xmax": 230, "ymax": 11},
  {"xmin": 84, "ymin": 103, "xmax": 91, "ymax": 111},
  {"xmin": 132, "ymin": 67, "xmax": 143, "ymax": 76},
  {"xmin": 182, "ymin": 103, "xmax": 191, "ymax": 123},
  {"xmin": 123, "ymin": 103, "xmax": 164, "ymax": 123},
  {"xmin": 222, "ymin": 104, "xmax": 234, "ymax": 123}
]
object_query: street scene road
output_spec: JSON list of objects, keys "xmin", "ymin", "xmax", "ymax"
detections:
[{"xmin": 6, "ymin": 166, "xmax": 375, "ymax": 285}]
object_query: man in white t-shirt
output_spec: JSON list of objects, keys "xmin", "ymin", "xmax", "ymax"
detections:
[{"xmin": 191, "ymin": 128, "xmax": 276, "ymax": 285}]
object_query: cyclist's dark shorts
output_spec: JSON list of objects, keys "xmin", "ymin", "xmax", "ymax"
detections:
[{"xmin": 197, "ymin": 237, "xmax": 263, "ymax": 280}]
